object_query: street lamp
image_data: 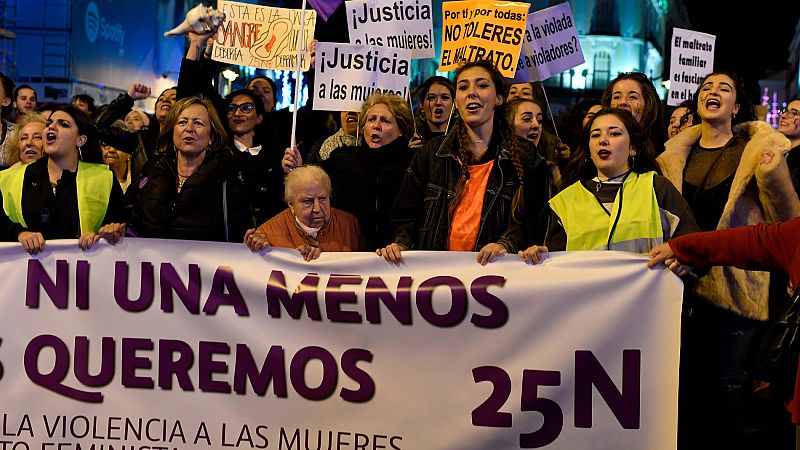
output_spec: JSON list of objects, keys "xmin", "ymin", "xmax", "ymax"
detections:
[{"xmin": 222, "ymin": 69, "xmax": 238, "ymax": 95}]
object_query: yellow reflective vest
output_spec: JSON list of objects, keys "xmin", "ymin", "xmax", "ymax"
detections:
[
  {"xmin": 0, "ymin": 161, "xmax": 113, "ymax": 234},
  {"xmin": 549, "ymin": 171, "xmax": 663, "ymax": 252}
]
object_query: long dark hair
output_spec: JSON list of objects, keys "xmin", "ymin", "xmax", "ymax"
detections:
[
  {"xmin": 451, "ymin": 59, "xmax": 526, "ymax": 221},
  {"xmin": 224, "ymin": 88, "xmax": 266, "ymax": 143},
  {"xmin": 693, "ymin": 70, "xmax": 756, "ymax": 128},
  {"xmin": 413, "ymin": 75, "xmax": 455, "ymax": 140},
  {"xmin": 49, "ymin": 104, "xmax": 102, "ymax": 163},
  {"xmin": 568, "ymin": 107, "xmax": 659, "ymax": 182},
  {"xmin": 601, "ymin": 72, "xmax": 667, "ymax": 153}
]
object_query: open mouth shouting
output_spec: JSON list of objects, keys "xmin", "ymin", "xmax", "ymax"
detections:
[{"xmin": 704, "ymin": 97, "xmax": 721, "ymax": 111}]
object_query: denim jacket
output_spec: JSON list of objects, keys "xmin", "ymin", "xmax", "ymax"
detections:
[{"xmin": 391, "ymin": 130, "xmax": 524, "ymax": 252}]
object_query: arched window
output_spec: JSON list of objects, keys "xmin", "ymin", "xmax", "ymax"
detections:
[{"xmin": 593, "ymin": 51, "xmax": 611, "ymax": 89}]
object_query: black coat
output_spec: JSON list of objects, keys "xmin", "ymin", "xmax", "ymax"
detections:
[
  {"xmin": 322, "ymin": 137, "xmax": 415, "ymax": 249},
  {"xmin": 0, "ymin": 157, "xmax": 125, "ymax": 240},
  {"xmin": 126, "ymin": 149, "xmax": 254, "ymax": 242}
]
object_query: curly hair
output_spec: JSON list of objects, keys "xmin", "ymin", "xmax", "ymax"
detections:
[
  {"xmin": 7, "ymin": 112, "xmax": 46, "ymax": 165},
  {"xmin": 451, "ymin": 59, "xmax": 526, "ymax": 221}
]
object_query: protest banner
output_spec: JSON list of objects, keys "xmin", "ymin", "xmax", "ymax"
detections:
[
  {"xmin": 0, "ymin": 239, "xmax": 681, "ymax": 449},
  {"xmin": 313, "ymin": 42, "xmax": 412, "ymax": 112},
  {"xmin": 513, "ymin": 2, "xmax": 585, "ymax": 83},
  {"xmin": 439, "ymin": 0, "xmax": 530, "ymax": 77},
  {"xmin": 213, "ymin": 1, "xmax": 317, "ymax": 71},
  {"xmin": 346, "ymin": 0, "xmax": 435, "ymax": 59},
  {"xmin": 668, "ymin": 28, "xmax": 715, "ymax": 106}
]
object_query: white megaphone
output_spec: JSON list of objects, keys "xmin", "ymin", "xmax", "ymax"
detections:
[{"xmin": 164, "ymin": 4, "xmax": 226, "ymax": 37}]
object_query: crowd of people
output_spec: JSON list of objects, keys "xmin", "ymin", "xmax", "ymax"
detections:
[{"xmin": 0, "ymin": 21, "xmax": 799, "ymax": 449}]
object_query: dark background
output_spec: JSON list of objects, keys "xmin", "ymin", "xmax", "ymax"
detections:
[{"xmin": 683, "ymin": 1, "xmax": 800, "ymax": 101}]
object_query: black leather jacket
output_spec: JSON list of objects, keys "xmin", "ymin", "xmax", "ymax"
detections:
[{"xmin": 391, "ymin": 131, "xmax": 546, "ymax": 253}]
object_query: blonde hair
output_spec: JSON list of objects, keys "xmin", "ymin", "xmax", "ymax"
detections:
[
  {"xmin": 8, "ymin": 112, "xmax": 47, "ymax": 164},
  {"xmin": 156, "ymin": 96, "xmax": 229, "ymax": 154},
  {"xmin": 358, "ymin": 93, "xmax": 413, "ymax": 141}
]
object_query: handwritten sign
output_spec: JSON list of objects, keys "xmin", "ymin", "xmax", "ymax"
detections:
[{"xmin": 214, "ymin": 1, "xmax": 317, "ymax": 71}]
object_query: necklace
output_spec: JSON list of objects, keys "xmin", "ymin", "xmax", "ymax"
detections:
[
  {"xmin": 594, "ymin": 170, "xmax": 630, "ymax": 192},
  {"xmin": 176, "ymin": 171, "xmax": 191, "ymax": 192}
]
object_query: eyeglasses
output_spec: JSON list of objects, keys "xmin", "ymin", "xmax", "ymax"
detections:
[
  {"xmin": 227, "ymin": 102, "xmax": 256, "ymax": 114},
  {"xmin": 780, "ymin": 108, "xmax": 800, "ymax": 119}
]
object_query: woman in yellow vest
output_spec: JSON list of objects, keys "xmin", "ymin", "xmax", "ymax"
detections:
[
  {"xmin": 519, "ymin": 108, "xmax": 699, "ymax": 267},
  {"xmin": 0, "ymin": 105, "xmax": 125, "ymax": 254}
]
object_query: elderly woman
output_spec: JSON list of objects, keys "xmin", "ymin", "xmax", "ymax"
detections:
[
  {"xmin": 121, "ymin": 96, "xmax": 253, "ymax": 242},
  {"xmin": 7, "ymin": 112, "xmax": 46, "ymax": 167},
  {"xmin": 283, "ymin": 92, "xmax": 416, "ymax": 249},
  {"xmin": 379, "ymin": 59, "xmax": 537, "ymax": 265},
  {"xmin": 0, "ymin": 105, "xmax": 125, "ymax": 254},
  {"xmin": 244, "ymin": 165, "xmax": 366, "ymax": 260}
]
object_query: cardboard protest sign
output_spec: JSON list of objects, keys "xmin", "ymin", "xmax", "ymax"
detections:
[
  {"xmin": 346, "ymin": 0, "xmax": 435, "ymax": 59},
  {"xmin": 314, "ymin": 42, "xmax": 412, "ymax": 111},
  {"xmin": 214, "ymin": 1, "xmax": 317, "ymax": 71},
  {"xmin": 513, "ymin": 2, "xmax": 584, "ymax": 82},
  {"xmin": 668, "ymin": 28, "xmax": 715, "ymax": 106},
  {"xmin": 439, "ymin": 0, "xmax": 530, "ymax": 77}
]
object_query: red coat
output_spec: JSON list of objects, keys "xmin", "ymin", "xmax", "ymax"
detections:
[{"xmin": 668, "ymin": 217, "xmax": 800, "ymax": 422}]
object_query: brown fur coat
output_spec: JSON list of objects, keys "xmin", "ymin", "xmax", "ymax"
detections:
[{"xmin": 657, "ymin": 121, "xmax": 800, "ymax": 320}]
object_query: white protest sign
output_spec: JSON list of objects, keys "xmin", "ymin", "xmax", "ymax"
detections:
[
  {"xmin": 314, "ymin": 42, "xmax": 411, "ymax": 112},
  {"xmin": 214, "ymin": 1, "xmax": 317, "ymax": 71},
  {"xmin": 0, "ymin": 239, "xmax": 682, "ymax": 449},
  {"xmin": 346, "ymin": 0, "xmax": 435, "ymax": 59},
  {"xmin": 513, "ymin": 2, "xmax": 584, "ymax": 82},
  {"xmin": 668, "ymin": 28, "xmax": 715, "ymax": 106}
]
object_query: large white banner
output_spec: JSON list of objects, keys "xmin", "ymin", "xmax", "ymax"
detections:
[
  {"xmin": 345, "ymin": 0, "xmax": 435, "ymax": 59},
  {"xmin": 314, "ymin": 42, "xmax": 411, "ymax": 112},
  {"xmin": 0, "ymin": 239, "xmax": 682, "ymax": 449}
]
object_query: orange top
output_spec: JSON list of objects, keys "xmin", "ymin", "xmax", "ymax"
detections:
[{"xmin": 449, "ymin": 160, "xmax": 494, "ymax": 251}]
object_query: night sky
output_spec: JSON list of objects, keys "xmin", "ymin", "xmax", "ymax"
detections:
[{"xmin": 683, "ymin": 1, "xmax": 800, "ymax": 95}]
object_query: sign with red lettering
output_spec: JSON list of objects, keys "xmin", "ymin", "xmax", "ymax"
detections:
[
  {"xmin": 214, "ymin": 1, "xmax": 317, "ymax": 71},
  {"xmin": 0, "ymin": 240, "xmax": 681, "ymax": 448}
]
